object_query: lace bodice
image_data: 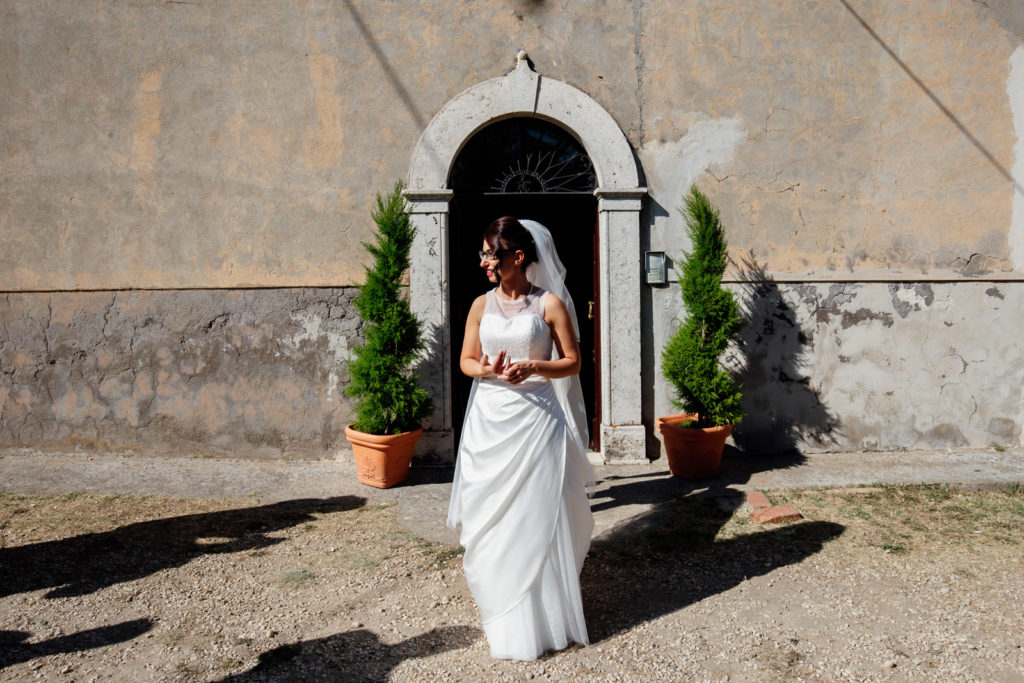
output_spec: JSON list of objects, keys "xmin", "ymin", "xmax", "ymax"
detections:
[{"xmin": 479, "ymin": 287, "xmax": 552, "ymax": 366}]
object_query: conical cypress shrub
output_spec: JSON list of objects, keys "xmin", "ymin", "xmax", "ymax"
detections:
[
  {"xmin": 346, "ymin": 182, "xmax": 433, "ymax": 435},
  {"xmin": 661, "ymin": 185, "xmax": 744, "ymax": 429}
]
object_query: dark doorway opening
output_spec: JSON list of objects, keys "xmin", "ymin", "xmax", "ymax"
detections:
[
  {"xmin": 447, "ymin": 118, "xmax": 600, "ymax": 451},
  {"xmin": 449, "ymin": 194, "xmax": 599, "ymax": 450}
]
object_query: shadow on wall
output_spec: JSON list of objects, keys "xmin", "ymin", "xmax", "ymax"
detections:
[{"xmin": 730, "ymin": 253, "xmax": 841, "ymax": 455}]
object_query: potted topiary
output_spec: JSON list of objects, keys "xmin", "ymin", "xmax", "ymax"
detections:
[
  {"xmin": 657, "ymin": 185, "xmax": 744, "ymax": 480},
  {"xmin": 344, "ymin": 182, "xmax": 433, "ymax": 488}
]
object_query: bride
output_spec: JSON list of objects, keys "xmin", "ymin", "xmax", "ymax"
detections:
[{"xmin": 446, "ymin": 216, "xmax": 595, "ymax": 660}]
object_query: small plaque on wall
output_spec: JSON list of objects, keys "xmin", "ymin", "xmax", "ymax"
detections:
[{"xmin": 645, "ymin": 251, "xmax": 667, "ymax": 285}]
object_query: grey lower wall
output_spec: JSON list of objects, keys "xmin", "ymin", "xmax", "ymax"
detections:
[
  {"xmin": 0, "ymin": 288, "xmax": 361, "ymax": 458},
  {"xmin": 649, "ymin": 278, "xmax": 1024, "ymax": 455},
  {"xmin": 3, "ymin": 281, "xmax": 1021, "ymax": 460}
]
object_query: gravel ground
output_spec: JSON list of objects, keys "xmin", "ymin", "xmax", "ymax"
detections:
[{"xmin": 1, "ymin": 484, "xmax": 1023, "ymax": 681}]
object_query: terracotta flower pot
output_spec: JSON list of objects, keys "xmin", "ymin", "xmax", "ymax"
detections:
[
  {"xmin": 656, "ymin": 413, "xmax": 732, "ymax": 480},
  {"xmin": 344, "ymin": 425, "xmax": 423, "ymax": 489}
]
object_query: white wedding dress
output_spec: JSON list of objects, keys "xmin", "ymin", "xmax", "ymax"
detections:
[{"xmin": 447, "ymin": 286, "xmax": 595, "ymax": 660}]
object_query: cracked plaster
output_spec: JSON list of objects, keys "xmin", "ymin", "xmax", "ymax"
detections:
[
  {"xmin": 3, "ymin": 1, "xmax": 1024, "ymax": 460},
  {"xmin": 0, "ymin": 289, "xmax": 362, "ymax": 458},
  {"xmin": 657, "ymin": 281, "xmax": 1024, "ymax": 454}
]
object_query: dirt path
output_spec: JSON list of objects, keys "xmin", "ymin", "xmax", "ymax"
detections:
[{"xmin": 2, "ymin": 484, "xmax": 1023, "ymax": 681}]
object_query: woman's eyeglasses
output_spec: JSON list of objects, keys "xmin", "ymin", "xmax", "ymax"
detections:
[{"xmin": 478, "ymin": 249, "xmax": 505, "ymax": 261}]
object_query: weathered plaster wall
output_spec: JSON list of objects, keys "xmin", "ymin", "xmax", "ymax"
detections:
[
  {"xmin": 0, "ymin": 0, "xmax": 640, "ymax": 290},
  {"xmin": 639, "ymin": 0, "xmax": 1022, "ymax": 279},
  {"xmin": 11, "ymin": 1, "xmax": 1015, "ymax": 289},
  {"xmin": 639, "ymin": 0, "xmax": 1024, "ymax": 452},
  {"xmin": 2, "ymin": 0, "xmax": 1023, "ymax": 457},
  {"xmin": 0, "ymin": 289, "xmax": 360, "ymax": 458},
  {"xmin": 650, "ymin": 280, "xmax": 1024, "ymax": 453}
]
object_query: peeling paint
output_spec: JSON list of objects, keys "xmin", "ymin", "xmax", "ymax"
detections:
[
  {"xmin": 840, "ymin": 308, "xmax": 894, "ymax": 329},
  {"xmin": 888, "ymin": 283, "xmax": 934, "ymax": 318},
  {"xmin": 986, "ymin": 286, "xmax": 1006, "ymax": 299},
  {"xmin": 639, "ymin": 116, "xmax": 747, "ymax": 203},
  {"xmin": 0, "ymin": 289, "xmax": 362, "ymax": 458}
]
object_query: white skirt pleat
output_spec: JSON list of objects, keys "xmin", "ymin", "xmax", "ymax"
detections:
[
  {"xmin": 483, "ymin": 483, "xmax": 590, "ymax": 659},
  {"xmin": 448, "ymin": 377, "xmax": 594, "ymax": 661}
]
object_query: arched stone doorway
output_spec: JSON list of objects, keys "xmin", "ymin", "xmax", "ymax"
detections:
[
  {"xmin": 405, "ymin": 57, "xmax": 647, "ymax": 463},
  {"xmin": 448, "ymin": 117, "xmax": 600, "ymax": 450}
]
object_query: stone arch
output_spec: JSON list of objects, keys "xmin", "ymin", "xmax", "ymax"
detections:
[{"xmin": 406, "ymin": 57, "xmax": 647, "ymax": 463}]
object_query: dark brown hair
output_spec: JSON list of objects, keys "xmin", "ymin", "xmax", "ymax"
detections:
[{"xmin": 483, "ymin": 216, "xmax": 538, "ymax": 268}]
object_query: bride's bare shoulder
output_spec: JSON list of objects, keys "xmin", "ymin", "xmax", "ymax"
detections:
[
  {"xmin": 542, "ymin": 290, "xmax": 567, "ymax": 312},
  {"xmin": 468, "ymin": 293, "xmax": 488, "ymax": 317}
]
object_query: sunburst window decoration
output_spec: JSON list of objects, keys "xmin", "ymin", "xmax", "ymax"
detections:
[{"xmin": 449, "ymin": 118, "xmax": 597, "ymax": 194}]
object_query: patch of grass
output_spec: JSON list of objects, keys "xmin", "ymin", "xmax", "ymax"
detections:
[
  {"xmin": 880, "ymin": 542, "xmax": 908, "ymax": 554},
  {"xmin": 334, "ymin": 546, "xmax": 380, "ymax": 569},
  {"xmin": 280, "ymin": 567, "xmax": 316, "ymax": 584},
  {"xmin": 217, "ymin": 657, "xmax": 244, "ymax": 671},
  {"xmin": 174, "ymin": 660, "xmax": 200, "ymax": 677},
  {"xmin": 755, "ymin": 640, "xmax": 805, "ymax": 675},
  {"xmin": 302, "ymin": 523, "xmax": 316, "ymax": 532},
  {"xmin": 385, "ymin": 528, "xmax": 422, "ymax": 544},
  {"xmin": 161, "ymin": 629, "xmax": 186, "ymax": 647},
  {"xmin": 60, "ymin": 490, "xmax": 86, "ymax": 501},
  {"xmin": 773, "ymin": 483, "xmax": 1024, "ymax": 554},
  {"xmin": 841, "ymin": 505, "xmax": 872, "ymax": 521},
  {"xmin": 924, "ymin": 486, "xmax": 953, "ymax": 503},
  {"xmin": 250, "ymin": 549, "xmax": 267, "ymax": 557},
  {"xmin": 899, "ymin": 516, "xmax": 927, "ymax": 533},
  {"xmin": 425, "ymin": 545, "xmax": 464, "ymax": 568}
]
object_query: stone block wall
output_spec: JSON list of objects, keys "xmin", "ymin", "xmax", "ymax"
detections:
[{"xmin": 0, "ymin": 289, "xmax": 361, "ymax": 458}]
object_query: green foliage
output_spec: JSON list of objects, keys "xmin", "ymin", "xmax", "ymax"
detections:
[
  {"xmin": 346, "ymin": 182, "xmax": 433, "ymax": 435},
  {"xmin": 661, "ymin": 185, "xmax": 744, "ymax": 428}
]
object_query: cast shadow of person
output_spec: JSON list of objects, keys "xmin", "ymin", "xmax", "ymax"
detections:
[
  {"xmin": 583, "ymin": 490, "xmax": 844, "ymax": 641},
  {"xmin": 0, "ymin": 496, "xmax": 365, "ymax": 600},
  {"xmin": 218, "ymin": 625, "xmax": 480, "ymax": 682},
  {"xmin": 0, "ymin": 619, "xmax": 153, "ymax": 670}
]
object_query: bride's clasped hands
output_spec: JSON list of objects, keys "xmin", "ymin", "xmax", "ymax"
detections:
[{"xmin": 479, "ymin": 349, "xmax": 536, "ymax": 385}]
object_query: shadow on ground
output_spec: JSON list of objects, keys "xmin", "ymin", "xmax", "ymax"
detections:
[
  {"xmin": 0, "ymin": 496, "xmax": 366, "ymax": 599},
  {"xmin": 591, "ymin": 446, "xmax": 805, "ymax": 515},
  {"xmin": 0, "ymin": 619, "xmax": 154, "ymax": 669},
  {"xmin": 584, "ymin": 489, "xmax": 844, "ymax": 642},
  {"xmin": 218, "ymin": 625, "xmax": 480, "ymax": 682}
]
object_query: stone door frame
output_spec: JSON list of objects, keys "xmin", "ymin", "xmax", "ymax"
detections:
[{"xmin": 405, "ymin": 58, "xmax": 647, "ymax": 463}]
